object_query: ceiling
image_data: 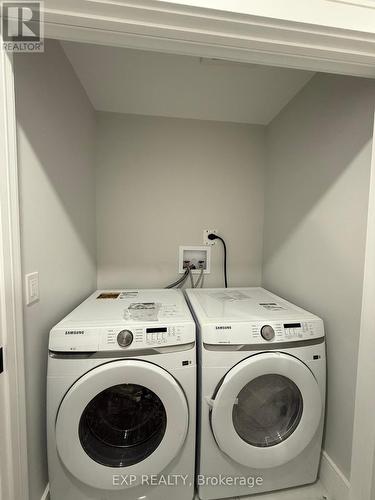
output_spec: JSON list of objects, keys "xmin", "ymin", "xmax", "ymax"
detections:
[{"xmin": 62, "ymin": 42, "xmax": 314, "ymax": 125}]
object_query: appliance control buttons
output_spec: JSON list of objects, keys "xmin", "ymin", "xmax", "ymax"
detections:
[
  {"xmin": 117, "ymin": 330, "xmax": 133, "ymax": 348},
  {"xmin": 261, "ymin": 325, "xmax": 275, "ymax": 341}
]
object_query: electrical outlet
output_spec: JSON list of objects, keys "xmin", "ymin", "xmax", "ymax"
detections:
[
  {"xmin": 25, "ymin": 271, "xmax": 39, "ymax": 305},
  {"xmin": 203, "ymin": 229, "xmax": 218, "ymax": 245},
  {"xmin": 179, "ymin": 246, "xmax": 211, "ymax": 274}
]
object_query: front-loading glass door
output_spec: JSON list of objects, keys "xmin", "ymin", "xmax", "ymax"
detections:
[
  {"xmin": 210, "ymin": 352, "xmax": 322, "ymax": 469},
  {"xmin": 55, "ymin": 359, "xmax": 189, "ymax": 490},
  {"xmin": 79, "ymin": 383, "xmax": 167, "ymax": 467},
  {"xmin": 232, "ymin": 374, "xmax": 303, "ymax": 448}
]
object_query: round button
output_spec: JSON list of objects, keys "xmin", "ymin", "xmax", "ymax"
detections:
[
  {"xmin": 117, "ymin": 330, "xmax": 133, "ymax": 348},
  {"xmin": 261, "ymin": 325, "xmax": 275, "ymax": 341}
]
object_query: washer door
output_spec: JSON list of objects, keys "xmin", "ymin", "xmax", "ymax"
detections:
[
  {"xmin": 56, "ymin": 360, "xmax": 189, "ymax": 490},
  {"xmin": 210, "ymin": 352, "xmax": 322, "ymax": 469}
]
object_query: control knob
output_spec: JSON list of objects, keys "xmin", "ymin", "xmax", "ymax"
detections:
[
  {"xmin": 261, "ymin": 325, "xmax": 275, "ymax": 341},
  {"xmin": 117, "ymin": 330, "xmax": 133, "ymax": 348}
]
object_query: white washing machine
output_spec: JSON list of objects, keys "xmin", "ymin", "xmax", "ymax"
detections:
[
  {"xmin": 186, "ymin": 287, "xmax": 326, "ymax": 499},
  {"xmin": 47, "ymin": 289, "xmax": 196, "ymax": 500}
]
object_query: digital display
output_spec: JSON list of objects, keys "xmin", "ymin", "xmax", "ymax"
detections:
[
  {"xmin": 284, "ymin": 323, "xmax": 301, "ymax": 329},
  {"xmin": 146, "ymin": 327, "xmax": 167, "ymax": 333}
]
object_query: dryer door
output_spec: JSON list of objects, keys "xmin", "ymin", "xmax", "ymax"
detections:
[
  {"xmin": 210, "ymin": 352, "xmax": 322, "ymax": 469},
  {"xmin": 56, "ymin": 359, "xmax": 189, "ymax": 490}
]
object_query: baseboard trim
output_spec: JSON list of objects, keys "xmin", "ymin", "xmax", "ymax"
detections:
[
  {"xmin": 41, "ymin": 483, "xmax": 50, "ymax": 500},
  {"xmin": 319, "ymin": 451, "xmax": 350, "ymax": 500}
]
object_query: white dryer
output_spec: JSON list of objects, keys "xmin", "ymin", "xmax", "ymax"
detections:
[
  {"xmin": 47, "ymin": 289, "xmax": 196, "ymax": 500},
  {"xmin": 186, "ymin": 287, "xmax": 326, "ymax": 499}
]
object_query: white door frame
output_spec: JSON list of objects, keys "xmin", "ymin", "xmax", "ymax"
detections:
[
  {"xmin": 1, "ymin": 2, "xmax": 375, "ymax": 499},
  {"xmin": 0, "ymin": 45, "xmax": 29, "ymax": 500},
  {"xmin": 42, "ymin": 0, "xmax": 375, "ymax": 78}
]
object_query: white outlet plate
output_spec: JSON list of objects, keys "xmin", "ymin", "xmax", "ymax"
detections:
[
  {"xmin": 179, "ymin": 246, "xmax": 211, "ymax": 274},
  {"xmin": 25, "ymin": 271, "xmax": 39, "ymax": 305},
  {"xmin": 203, "ymin": 229, "xmax": 218, "ymax": 245}
]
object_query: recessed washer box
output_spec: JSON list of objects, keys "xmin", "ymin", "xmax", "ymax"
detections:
[{"xmin": 179, "ymin": 246, "xmax": 211, "ymax": 274}]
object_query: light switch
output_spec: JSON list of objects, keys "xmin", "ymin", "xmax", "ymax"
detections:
[{"xmin": 25, "ymin": 272, "xmax": 39, "ymax": 305}]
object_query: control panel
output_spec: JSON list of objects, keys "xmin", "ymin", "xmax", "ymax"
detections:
[
  {"xmin": 48, "ymin": 322, "xmax": 195, "ymax": 352},
  {"xmin": 204, "ymin": 318, "xmax": 324, "ymax": 346},
  {"xmin": 104, "ymin": 324, "xmax": 192, "ymax": 350},
  {"xmin": 258, "ymin": 322, "xmax": 317, "ymax": 342},
  {"xmin": 253, "ymin": 321, "xmax": 321, "ymax": 342}
]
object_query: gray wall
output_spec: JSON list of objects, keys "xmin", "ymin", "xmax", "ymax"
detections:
[
  {"xmin": 96, "ymin": 112, "xmax": 265, "ymax": 289},
  {"xmin": 263, "ymin": 73, "xmax": 375, "ymax": 479},
  {"xmin": 14, "ymin": 41, "xmax": 97, "ymax": 500}
]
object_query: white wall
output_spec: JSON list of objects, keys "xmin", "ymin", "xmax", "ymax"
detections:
[
  {"xmin": 263, "ymin": 73, "xmax": 375, "ymax": 480},
  {"xmin": 61, "ymin": 42, "xmax": 313, "ymax": 126},
  {"xmin": 14, "ymin": 41, "xmax": 97, "ymax": 500},
  {"xmin": 96, "ymin": 112, "xmax": 265, "ymax": 289}
]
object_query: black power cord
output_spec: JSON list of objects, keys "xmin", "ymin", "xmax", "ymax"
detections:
[{"xmin": 208, "ymin": 233, "xmax": 228, "ymax": 288}]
